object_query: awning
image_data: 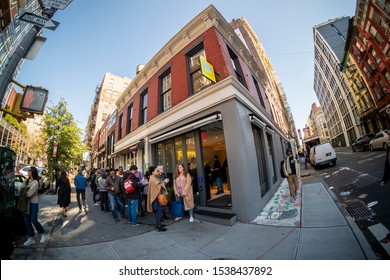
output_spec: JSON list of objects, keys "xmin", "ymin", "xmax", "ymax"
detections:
[
  {"xmin": 149, "ymin": 113, "xmax": 222, "ymax": 144},
  {"xmin": 249, "ymin": 114, "xmax": 266, "ymax": 128}
]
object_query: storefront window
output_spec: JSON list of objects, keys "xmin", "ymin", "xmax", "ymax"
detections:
[
  {"xmin": 164, "ymin": 141, "xmax": 174, "ymax": 176},
  {"xmin": 157, "ymin": 143, "xmax": 163, "ymax": 166},
  {"xmin": 175, "ymin": 136, "xmax": 183, "ymax": 164}
]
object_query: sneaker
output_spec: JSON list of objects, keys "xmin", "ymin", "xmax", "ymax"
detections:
[
  {"xmin": 94, "ymin": 203, "xmax": 99, "ymax": 206},
  {"xmin": 174, "ymin": 217, "xmax": 182, "ymax": 221},
  {"xmin": 114, "ymin": 217, "xmax": 120, "ymax": 222},
  {"xmin": 79, "ymin": 209, "xmax": 82, "ymax": 213},
  {"xmin": 24, "ymin": 237, "xmax": 35, "ymax": 246},
  {"xmin": 189, "ymin": 216, "xmax": 194, "ymax": 223},
  {"xmin": 132, "ymin": 223, "xmax": 140, "ymax": 226},
  {"xmin": 83, "ymin": 205, "xmax": 88, "ymax": 212},
  {"xmin": 156, "ymin": 226, "xmax": 167, "ymax": 232},
  {"xmin": 40, "ymin": 234, "xmax": 47, "ymax": 244},
  {"xmin": 291, "ymin": 197, "xmax": 296, "ymax": 203}
]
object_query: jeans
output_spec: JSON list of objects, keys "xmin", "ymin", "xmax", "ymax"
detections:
[
  {"xmin": 76, "ymin": 189, "xmax": 86, "ymax": 210},
  {"xmin": 108, "ymin": 193, "xmax": 125, "ymax": 219},
  {"xmin": 177, "ymin": 197, "xmax": 193, "ymax": 217},
  {"xmin": 127, "ymin": 199, "xmax": 138, "ymax": 224},
  {"xmin": 100, "ymin": 191, "xmax": 109, "ymax": 211},
  {"xmin": 23, "ymin": 203, "xmax": 45, "ymax": 237},
  {"xmin": 215, "ymin": 177, "xmax": 223, "ymax": 193},
  {"xmin": 153, "ymin": 199, "xmax": 166, "ymax": 227}
]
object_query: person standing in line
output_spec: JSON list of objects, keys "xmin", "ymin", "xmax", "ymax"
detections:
[
  {"xmin": 21, "ymin": 167, "xmax": 47, "ymax": 246},
  {"xmin": 157, "ymin": 165, "xmax": 170, "ymax": 220},
  {"xmin": 74, "ymin": 168, "xmax": 88, "ymax": 213},
  {"xmin": 117, "ymin": 166, "xmax": 124, "ymax": 178},
  {"xmin": 89, "ymin": 168, "xmax": 99, "ymax": 206},
  {"xmin": 57, "ymin": 170, "xmax": 71, "ymax": 218},
  {"xmin": 211, "ymin": 155, "xmax": 223, "ymax": 194},
  {"xmin": 147, "ymin": 166, "xmax": 168, "ymax": 232},
  {"xmin": 123, "ymin": 165, "xmax": 142, "ymax": 226},
  {"xmin": 96, "ymin": 170, "xmax": 109, "ymax": 212},
  {"xmin": 135, "ymin": 168, "xmax": 148, "ymax": 217},
  {"xmin": 283, "ymin": 148, "xmax": 301, "ymax": 203},
  {"xmin": 173, "ymin": 163, "xmax": 194, "ymax": 222},
  {"xmin": 106, "ymin": 168, "xmax": 125, "ymax": 222}
]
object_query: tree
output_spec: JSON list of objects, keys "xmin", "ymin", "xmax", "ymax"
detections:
[{"xmin": 42, "ymin": 98, "xmax": 86, "ymax": 180}]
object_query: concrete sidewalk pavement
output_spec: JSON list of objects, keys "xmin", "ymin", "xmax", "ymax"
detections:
[{"xmin": 11, "ymin": 168, "xmax": 377, "ymax": 260}]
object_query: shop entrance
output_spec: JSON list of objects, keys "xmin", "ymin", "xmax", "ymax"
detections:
[{"xmin": 200, "ymin": 121, "xmax": 231, "ymax": 208}]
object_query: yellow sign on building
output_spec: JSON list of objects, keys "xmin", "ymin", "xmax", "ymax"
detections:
[{"xmin": 200, "ymin": 56, "xmax": 216, "ymax": 83}]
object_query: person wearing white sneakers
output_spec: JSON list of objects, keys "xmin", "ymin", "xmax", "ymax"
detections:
[
  {"xmin": 21, "ymin": 167, "xmax": 47, "ymax": 246},
  {"xmin": 173, "ymin": 163, "xmax": 194, "ymax": 222}
]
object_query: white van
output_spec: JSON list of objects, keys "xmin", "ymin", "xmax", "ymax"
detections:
[{"xmin": 309, "ymin": 142, "xmax": 337, "ymax": 169}]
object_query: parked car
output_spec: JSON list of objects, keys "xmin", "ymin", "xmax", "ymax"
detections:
[
  {"xmin": 351, "ymin": 133, "xmax": 375, "ymax": 152},
  {"xmin": 369, "ymin": 130, "xmax": 390, "ymax": 151},
  {"xmin": 309, "ymin": 142, "xmax": 337, "ymax": 169},
  {"xmin": 17, "ymin": 166, "xmax": 50, "ymax": 192}
]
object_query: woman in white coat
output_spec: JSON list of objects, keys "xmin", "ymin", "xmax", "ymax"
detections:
[{"xmin": 173, "ymin": 163, "xmax": 195, "ymax": 222}]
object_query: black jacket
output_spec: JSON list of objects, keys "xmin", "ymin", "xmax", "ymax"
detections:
[{"xmin": 122, "ymin": 172, "xmax": 141, "ymax": 200}]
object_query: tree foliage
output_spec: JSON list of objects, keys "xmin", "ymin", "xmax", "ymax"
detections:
[
  {"xmin": 4, "ymin": 113, "xmax": 27, "ymax": 135},
  {"xmin": 42, "ymin": 98, "xmax": 86, "ymax": 176}
]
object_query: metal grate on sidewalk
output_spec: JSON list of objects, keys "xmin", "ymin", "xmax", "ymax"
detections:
[{"xmin": 345, "ymin": 199, "xmax": 374, "ymax": 221}]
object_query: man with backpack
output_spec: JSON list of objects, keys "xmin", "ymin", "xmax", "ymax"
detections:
[{"xmin": 123, "ymin": 165, "xmax": 142, "ymax": 226}]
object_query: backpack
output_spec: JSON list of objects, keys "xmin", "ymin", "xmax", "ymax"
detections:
[
  {"xmin": 124, "ymin": 178, "xmax": 135, "ymax": 194},
  {"xmin": 280, "ymin": 160, "xmax": 286, "ymax": 178}
]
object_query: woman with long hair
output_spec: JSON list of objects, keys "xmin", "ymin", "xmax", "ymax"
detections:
[
  {"xmin": 57, "ymin": 170, "xmax": 71, "ymax": 217},
  {"xmin": 147, "ymin": 166, "xmax": 168, "ymax": 232},
  {"xmin": 21, "ymin": 166, "xmax": 47, "ymax": 246},
  {"xmin": 173, "ymin": 163, "xmax": 194, "ymax": 222}
]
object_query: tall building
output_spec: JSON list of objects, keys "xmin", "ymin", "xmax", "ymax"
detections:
[
  {"xmin": 313, "ymin": 17, "xmax": 360, "ymax": 147},
  {"xmin": 230, "ymin": 18, "xmax": 298, "ymax": 146},
  {"xmin": 85, "ymin": 72, "xmax": 131, "ymax": 149},
  {"xmin": 92, "ymin": 5, "xmax": 295, "ymax": 222},
  {"xmin": 309, "ymin": 103, "xmax": 330, "ymax": 143},
  {"xmin": 341, "ymin": 0, "xmax": 390, "ymax": 133},
  {"xmin": 0, "ymin": 0, "xmax": 40, "ymax": 106}
]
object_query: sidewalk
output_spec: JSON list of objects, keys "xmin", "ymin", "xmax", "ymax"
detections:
[{"xmin": 10, "ymin": 165, "xmax": 377, "ymax": 260}]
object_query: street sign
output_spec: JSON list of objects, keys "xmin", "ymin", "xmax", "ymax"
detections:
[
  {"xmin": 43, "ymin": 0, "xmax": 73, "ymax": 10},
  {"xmin": 19, "ymin": 12, "xmax": 60, "ymax": 31}
]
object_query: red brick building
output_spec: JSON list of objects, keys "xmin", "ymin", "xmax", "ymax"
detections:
[{"xmin": 92, "ymin": 5, "xmax": 295, "ymax": 222}]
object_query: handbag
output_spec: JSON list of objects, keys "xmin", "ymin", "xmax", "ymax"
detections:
[
  {"xmin": 157, "ymin": 189, "xmax": 168, "ymax": 206},
  {"xmin": 124, "ymin": 178, "xmax": 135, "ymax": 194},
  {"xmin": 170, "ymin": 200, "xmax": 184, "ymax": 217}
]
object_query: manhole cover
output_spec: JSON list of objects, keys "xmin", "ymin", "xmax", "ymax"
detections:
[{"xmin": 345, "ymin": 199, "xmax": 374, "ymax": 220}]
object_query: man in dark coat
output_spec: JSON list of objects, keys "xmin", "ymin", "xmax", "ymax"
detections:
[{"xmin": 123, "ymin": 165, "xmax": 142, "ymax": 225}]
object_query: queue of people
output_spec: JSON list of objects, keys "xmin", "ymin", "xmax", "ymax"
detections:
[{"xmin": 16, "ymin": 161, "xmax": 198, "ymax": 248}]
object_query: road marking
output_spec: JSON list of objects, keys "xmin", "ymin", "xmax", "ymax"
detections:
[
  {"xmin": 368, "ymin": 223, "xmax": 390, "ymax": 255},
  {"xmin": 357, "ymin": 153, "xmax": 386, "ymax": 164}
]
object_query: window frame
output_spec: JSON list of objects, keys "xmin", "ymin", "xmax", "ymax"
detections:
[
  {"xmin": 228, "ymin": 46, "xmax": 246, "ymax": 87},
  {"xmin": 159, "ymin": 68, "xmax": 172, "ymax": 113},
  {"xmin": 139, "ymin": 89, "xmax": 148, "ymax": 125},
  {"xmin": 186, "ymin": 43, "xmax": 212, "ymax": 95},
  {"xmin": 118, "ymin": 113, "xmax": 123, "ymax": 140},
  {"xmin": 126, "ymin": 103, "xmax": 133, "ymax": 134}
]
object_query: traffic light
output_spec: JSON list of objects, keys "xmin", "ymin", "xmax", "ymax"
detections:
[{"xmin": 20, "ymin": 85, "xmax": 48, "ymax": 114}]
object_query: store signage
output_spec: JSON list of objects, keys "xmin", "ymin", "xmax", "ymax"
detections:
[{"xmin": 200, "ymin": 56, "xmax": 216, "ymax": 83}]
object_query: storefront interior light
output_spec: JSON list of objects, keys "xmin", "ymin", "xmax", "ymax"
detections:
[{"xmin": 149, "ymin": 113, "xmax": 222, "ymax": 144}]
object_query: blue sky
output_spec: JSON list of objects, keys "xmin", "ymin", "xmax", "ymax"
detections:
[{"xmin": 17, "ymin": 0, "xmax": 356, "ymax": 138}]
